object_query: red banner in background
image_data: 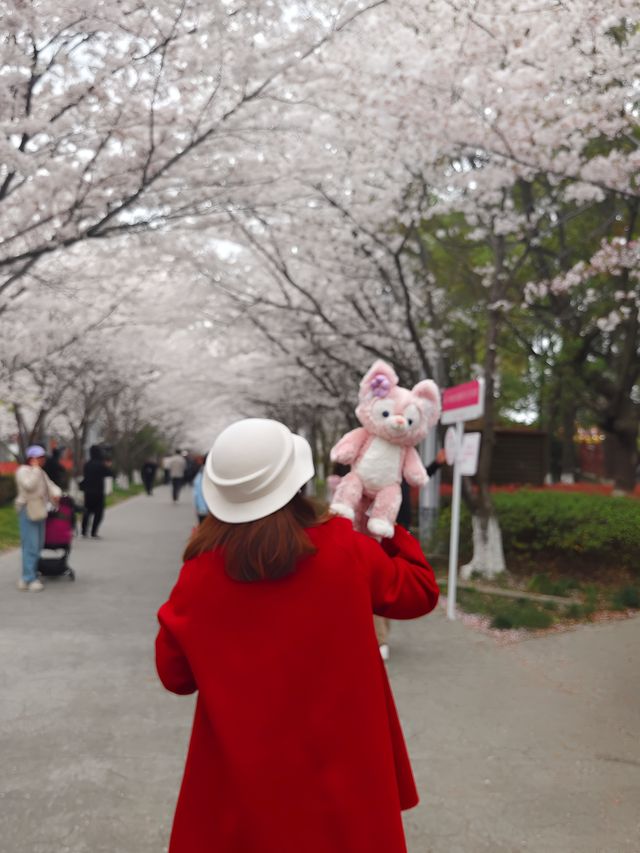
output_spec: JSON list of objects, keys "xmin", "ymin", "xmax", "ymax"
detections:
[{"xmin": 441, "ymin": 380, "xmax": 481, "ymax": 412}]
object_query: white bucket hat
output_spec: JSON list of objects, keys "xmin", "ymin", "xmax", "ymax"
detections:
[
  {"xmin": 202, "ymin": 419, "xmax": 315, "ymax": 523},
  {"xmin": 26, "ymin": 445, "xmax": 46, "ymax": 459}
]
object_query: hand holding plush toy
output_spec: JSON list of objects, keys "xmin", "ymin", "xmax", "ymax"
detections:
[{"xmin": 330, "ymin": 360, "xmax": 441, "ymax": 538}]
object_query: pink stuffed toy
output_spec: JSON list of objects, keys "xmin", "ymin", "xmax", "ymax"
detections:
[{"xmin": 330, "ymin": 360, "xmax": 441, "ymax": 538}]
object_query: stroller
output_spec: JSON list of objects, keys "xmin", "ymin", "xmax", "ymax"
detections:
[{"xmin": 38, "ymin": 496, "xmax": 76, "ymax": 581}]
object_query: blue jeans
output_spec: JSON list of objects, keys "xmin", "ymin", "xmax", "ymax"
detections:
[{"xmin": 18, "ymin": 509, "xmax": 45, "ymax": 583}]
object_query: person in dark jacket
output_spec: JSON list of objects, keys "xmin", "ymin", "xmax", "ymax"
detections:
[
  {"xmin": 396, "ymin": 448, "xmax": 447, "ymax": 530},
  {"xmin": 43, "ymin": 448, "xmax": 69, "ymax": 491},
  {"xmin": 81, "ymin": 445, "xmax": 112, "ymax": 538},
  {"xmin": 141, "ymin": 459, "xmax": 158, "ymax": 496}
]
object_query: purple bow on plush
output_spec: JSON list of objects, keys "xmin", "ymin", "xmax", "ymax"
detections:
[{"xmin": 370, "ymin": 373, "xmax": 391, "ymax": 398}]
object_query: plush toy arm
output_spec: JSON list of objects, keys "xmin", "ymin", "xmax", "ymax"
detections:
[
  {"xmin": 330, "ymin": 428, "xmax": 369, "ymax": 465},
  {"xmin": 403, "ymin": 446, "xmax": 428, "ymax": 487}
]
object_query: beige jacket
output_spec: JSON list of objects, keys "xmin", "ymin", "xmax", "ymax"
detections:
[
  {"xmin": 167, "ymin": 454, "xmax": 187, "ymax": 478},
  {"xmin": 14, "ymin": 465, "xmax": 62, "ymax": 511}
]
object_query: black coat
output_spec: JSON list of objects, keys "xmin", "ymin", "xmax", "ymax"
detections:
[
  {"xmin": 141, "ymin": 462, "xmax": 158, "ymax": 481},
  {"xmin": 82, "ymin": 460, "xmax": 111, "ymax": 501},
  {"xmin": 43, "ymin": 459, "xmax": 68, "ymax": 490}
]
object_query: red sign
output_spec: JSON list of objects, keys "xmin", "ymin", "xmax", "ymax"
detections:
[
  {"xmin": 442, "ymin": 381, "xmax": 480, "ymax": 411},
  {"xmin": 440, "ymin": 379, "xmax": 485, "ymax": 425}
]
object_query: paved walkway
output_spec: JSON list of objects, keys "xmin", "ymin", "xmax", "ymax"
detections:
[{"xmin": 0, "ymin": 491, "xmax": 638, "ymax": 853}]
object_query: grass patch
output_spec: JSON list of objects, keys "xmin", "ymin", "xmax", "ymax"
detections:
[
  {"xmin": 489, "ymin": 604, "xmax": 554, "ymax": 631},
  {"xmin": 457, "ymin": 588, "xmax": 555, "ymax": 630},
  {"xmin": 610, "ymin": 586, "xmax": 640, "ymax": 611},
  {"xmin": 0, "ymin": 504, "xmax": 20, "ymax": 551},
  {"xmin": 583, "ymin": 585, "xmax": 599, "ymax": 617},
  {"xmin": 444, "ymin": 573, "xmax": 639, "ymax": 629},
  {"xmin": 565, "ymin": 603, "xmax": 587, "ymax": 620},
  {"xmin": 527, "ymin": 573, "xmax": 579, "ymax": 597},
  {"xmin": 106, "ymin": 483, "xmax": 146, "ymax": 507}
]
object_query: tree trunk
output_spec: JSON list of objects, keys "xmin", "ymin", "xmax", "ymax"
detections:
[
  {"xmin": 560, "ymin": 399, "xmax": 576, "ymax": 484},
  {"xmin": 596, "ymin": 300, "xmax": 639, "ymax": 494},
  {"xmin": 604, "ymin": 429, "xmax": 638, "ymax": 493},
  {"xmin": 13, "ymin": 404, "xmax": 27, "ymax": 460},
  {"xmin": 13, "ymin": 404, "xmax": 48, "ymax": 457},
  {"xmin": 462, "ymin": 252, "xmax": 507, "ymax": 578},
  {"xmin": 598, "ymin": 202, "xmax": 639, "ymax": 493},
  {"xmin": 76, "ymin": 428, "xmax": 85, "ymax": 478},
  {"xmin": 602, "ymin": 399, "xmax": 639, "ymax": 493},
  {"xmin": 460, "ymin": 514, "xmax": 506, "ymax": 580}
]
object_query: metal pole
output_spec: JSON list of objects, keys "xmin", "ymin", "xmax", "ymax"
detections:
[
  {"xmin": 419, "ymin": 428, "xmax": 437, "ymax": 545},
  {"xmin": 446, "ymin": 420, "xmax": 464, "ymax": 620}
]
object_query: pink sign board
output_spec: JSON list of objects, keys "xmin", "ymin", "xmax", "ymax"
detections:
[
  {"xmin": 440, "ymin": 378, "xmax": 485, "ymax": 424},
  {"xmin": 442, "ymin": 381, "xmax": 480, "ymax": 412}
]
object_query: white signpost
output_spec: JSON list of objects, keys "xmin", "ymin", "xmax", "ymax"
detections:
[{"xmin": 441, "ymin": 379, "xmax": 485, "ymax": 620}]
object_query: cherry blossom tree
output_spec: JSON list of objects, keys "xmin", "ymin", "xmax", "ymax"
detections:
[
  {"xmin": 2, "ymin": 0, "xmax": 638, "ymax": 577},
  {"xmin": 323, "ymin": 0, "xmax": 638, "ymax": 572},
  {"xmin": 526, "ymin": 234, "xmax": 640, "ymax": 491},
  {"xmin": 0, "ymin": 232, "xmax": 214, "ymax": 461},
  {"xmin": 193, "ymin": 0, "xmax": 639, "ymax": 573},
  {"xmin": 0, "ymin": 0, "xmax": 385, "ymax": 315}
]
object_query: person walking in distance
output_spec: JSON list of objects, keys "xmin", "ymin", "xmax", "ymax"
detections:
[
  {"xmin": 15, "ymin": 445, "xmax": 61, "ymax": 591},
  {"xmin": 192, "ymin": 459, "xmax": 208, "ymax": 524},
  {"xmin": 81, "ymin": 445, "xmax": 112, "ymax": 538},
  {"xmin": 167, "ymin": 450, "xmax": 187, "ymax": 502},
  {"xmin": 156, "ymin": 419, "xmax": 439, "ymax": 853},
  {"xmin": 141, "ymin": 458, "xmax": 158, "ymax": 496}
]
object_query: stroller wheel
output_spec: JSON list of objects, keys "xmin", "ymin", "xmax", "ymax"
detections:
[{"xmin": 69, "ymin": 569, "xmax": 76, "ymax": 581}]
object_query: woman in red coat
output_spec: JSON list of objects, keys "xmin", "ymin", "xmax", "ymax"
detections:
[{"xmin": 156, "ymin": 418, "xmax": 439, "ymax": 853}]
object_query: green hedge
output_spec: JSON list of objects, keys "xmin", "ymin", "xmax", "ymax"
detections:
[
  {"xmin": 0, "ymin": 475, "xmax": 17, "ymax": 507},
  {"xmin": 434, "ymin": 490, "xmax": 640, "ymax": 573}
]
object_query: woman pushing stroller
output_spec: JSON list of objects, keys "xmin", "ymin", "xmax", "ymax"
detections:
[{"xmin": 14, "ymin": 445, "xmax": 61, "ymax": 592}]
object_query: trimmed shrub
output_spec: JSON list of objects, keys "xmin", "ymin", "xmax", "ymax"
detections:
[
  {"xmin": 0, "ymin": 475, "xmax": 17, "ymax": 507},
  {"xmin": 491, "ymin": 614, "xmax": 513, "ymax": 630},
  {"xmin": 495, "ymin": 491, "xmax": 639, "ymax": 572},
  {"xmin": 434, "ymin": 490, "xmax": 640, "ymax": 573}
]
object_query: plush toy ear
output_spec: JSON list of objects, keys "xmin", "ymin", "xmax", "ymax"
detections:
[
  {"xmin": 359, "ymin": 360, "xmax": 399, "ymax": 400},
  {"xmin": 412, "ymin": 379, "xmax": 441, "ymax": 426}
]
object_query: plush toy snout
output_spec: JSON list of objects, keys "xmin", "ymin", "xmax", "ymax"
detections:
[{"xmin": 390, "ymin": 415, "xmax": 408, "ymax": 431}]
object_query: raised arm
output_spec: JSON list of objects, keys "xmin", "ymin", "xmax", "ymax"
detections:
[
  {"xmin": 330, "ymin": 428, "xmax": 369, "ymax": 465},
  {"xmin": 355, "ymin": 525, "xmax": 439, "ymax": 619},
  {"xmin": 425, "ymin": 448, "xmax": 446, "ymax": 478}
]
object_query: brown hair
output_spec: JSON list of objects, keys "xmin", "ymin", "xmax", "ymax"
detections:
[{"xmin": 183, "ymin": 493, "xmax": 328, "ymax": 582}]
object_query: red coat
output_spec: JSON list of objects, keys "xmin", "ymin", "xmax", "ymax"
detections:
[{"xmin": 156, "ymin": 517, "xmax": 439, "ymax": 853}]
